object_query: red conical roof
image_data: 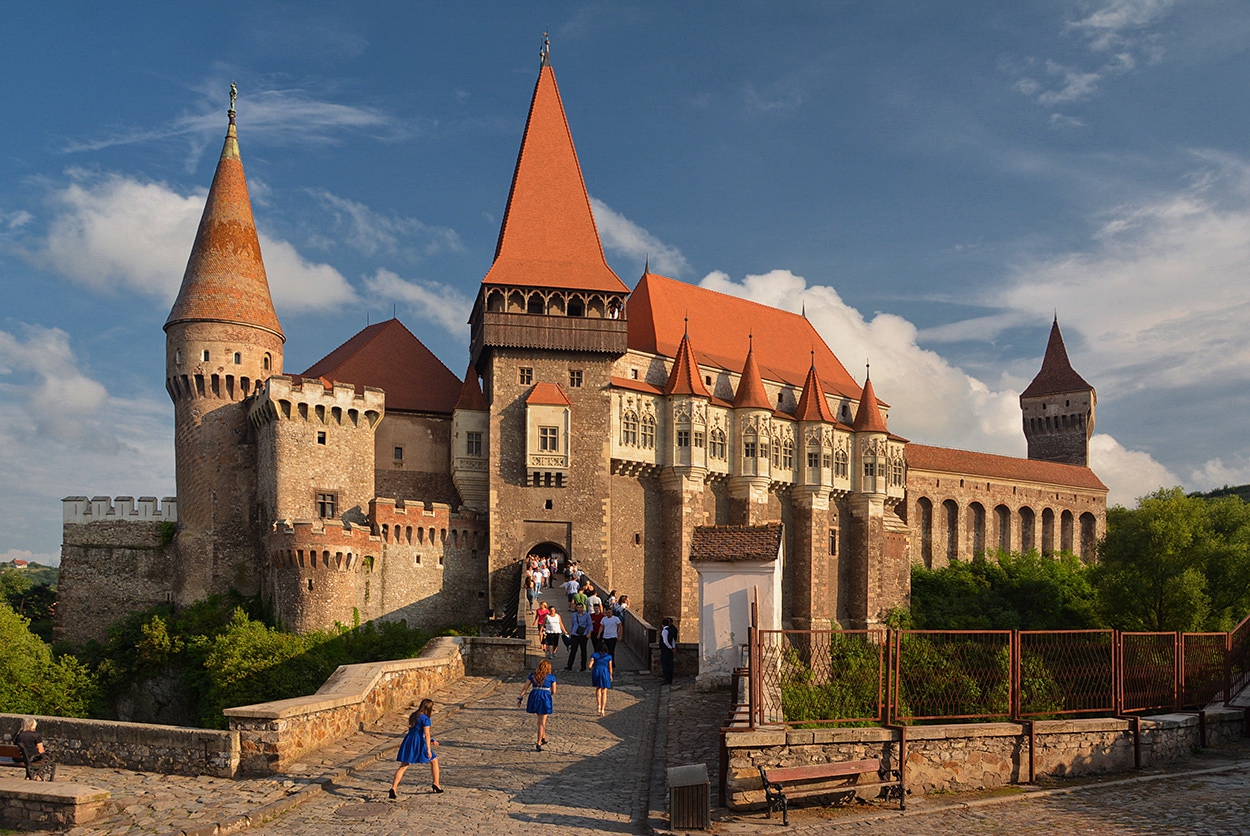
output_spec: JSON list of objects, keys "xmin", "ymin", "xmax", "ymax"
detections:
[
  {"xmin": 663, "ymin": 331, "xmax": 711, "ymax": 398},
  {"xmin": 733, "ymin": 343, "xmax": 772, "ymax": 409},
  {"xmin": 165, "ymin": 116, "xmax": 283, "ymax": 339},
  {"xmin": 1021, "ymin": 318, "xmax": 1093, "ymax": 398},
  {"xmin": 795, "ymin": 362, "xmax": 836, "ymax": 423},
  {"xmin": 852, "ymin": 376, "xmax": 888, "ymax": 433},
  {"xmin": 482, "ymin": 60, "xmax": 628, "ymax": 294},
  {"xmin": 455, "ymin": 365, "xmax": 488, "ymax": 412}
]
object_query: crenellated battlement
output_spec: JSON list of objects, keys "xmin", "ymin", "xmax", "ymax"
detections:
[
  {"xmin": 62, "ymin": 495, "xmax": 178, "ymax": 524},
  {"xmin": 248, "ymin": 375, "xmax": 385, "ymax": 429}
]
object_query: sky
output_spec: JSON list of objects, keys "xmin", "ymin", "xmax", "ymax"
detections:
[{"xmin": 2, "ymin": 1, "xmax": 1249, "ymax": 566}]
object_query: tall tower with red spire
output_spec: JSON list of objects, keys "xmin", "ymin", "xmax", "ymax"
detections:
[
  {"xmin": 468, "ymin": 38, "xmax": 630, "ymax": 608},
  {"xmin": 1020, "ymin": 318, "xmax": 1095, "ymax": 466},
  {"xmin": 164, "ymin": 90, "xmax": 285, "ymax": 604}
]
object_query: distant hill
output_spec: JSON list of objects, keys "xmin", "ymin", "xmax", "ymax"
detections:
[
  {"xmin": 1191, "ymin": 484, "xmax": 1250, "ymax": 503},
  {"xmin": 0, "ymin": 561, "xmax": 58, "ymax": 588}
]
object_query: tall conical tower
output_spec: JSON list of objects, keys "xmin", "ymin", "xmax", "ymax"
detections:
[
  {"xmin": 164, "ymin": 89, "xmax": 285, "ymax": 604},
  {"xmin": 1020, "ymin": 318, "xmax": 1095, "ymax": 466},
  {"xmin": 468, "ymin": 38, "xmax": 630, "ymax": 609}
]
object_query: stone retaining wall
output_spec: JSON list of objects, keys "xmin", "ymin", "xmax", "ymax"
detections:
[
  {"xmin": 0, "ymin": 777, "xmax": 110, "ymax": 830},
  {"xmin": 724, "ymin": 707, "xmax": 1247, "ymax": 808},
  {"xmin": 224, "ymin": 635, "xmax": 526, "ymax": 774},
  {"xmin": 0, "ymin": 715, "xmax": 238, "ymax": 778}
]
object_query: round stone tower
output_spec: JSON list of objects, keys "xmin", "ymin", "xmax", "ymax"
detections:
[{"xmin": 164, "ymin": 94, "xmax": 285, "ymax": 604}]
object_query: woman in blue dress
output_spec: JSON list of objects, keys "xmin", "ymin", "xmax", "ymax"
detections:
[
  {"xmin": 390, "ymin": 698, "xmax": 441, "ymax": 799},
  {"xmin": 589, "ymin": 649, "xmax": 613, "ymax": 715},
  {"xmin": 517, "ymin": 659, "xmax": 557, "ymax": 751}
]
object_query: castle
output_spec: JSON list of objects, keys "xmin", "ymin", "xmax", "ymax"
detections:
[{"xmin": 55, "ymin": 50, "xmax": 1107, "ymax": 643}]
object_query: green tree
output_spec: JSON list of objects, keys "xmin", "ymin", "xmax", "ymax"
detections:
[{"xmin": 0, "ymin": 603, "xmax": 95, "ymax": 717}]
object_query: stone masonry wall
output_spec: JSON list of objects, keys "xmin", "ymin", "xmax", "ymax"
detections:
[
  {"xmin": 0, "ymin": 778, "xmax": 111, "ymax": 830},
  {"xmin": 724, "ymin": 707, "xmax": 1246, "ymax": 808}
]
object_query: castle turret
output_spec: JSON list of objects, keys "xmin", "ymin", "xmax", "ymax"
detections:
[
  {"xmin": 729, "ymin": 339, "xmax": 772, "ymax": 524},
  {"xmin": 164, "ymin": 92, "xmax": 284, "ymax": 603},
  {"xmin": 1020, "ymin": 318, "xmax": 1095, "ymax": 466},
  {"xmin": 451, "ymin": 365, "xmax": 489, "ymax": 511}
]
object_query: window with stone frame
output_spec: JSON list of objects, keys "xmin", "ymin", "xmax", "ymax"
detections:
[
  {"xmin": 709, "ymin": 428, "xmax": 727, "ymax": 459},
  {"xmin": 621, "ymin": 411, "xmax": 639, "ymax": 446},
  {"xmin": 759, "ymin": 440, "xmax": 768, "ymax": 461},
  {"xmin": 466, "ymin": 432, "xmax": 483, "ymax": 456},
  {"xmin": 569, "ymin": 369, "xmax": 583, "ymax": 388},
  {"xmin": 807, "ymin": 449, "xmax": 820, "ymax": 469},
  {"xmin": 891, "ymin": 457, "xmax": 905, "ymax": 487},
  {"xmin": 539, "ymin": 426, "xmax": 559, "ymax": 452},
  {"xmin": 782, "ymin": 438, "xmax": 794, "ymax": 469},
  {"xmin": 835, "ymin": 448, "xmax": 849, "ymax": 478},
  {"xmin": 676, "ymin": 429, "xmax": 691, "ymax": 448},
  {"xmin": 640, "ymin": 415, "xmax": 656, "ymax": 448},
  {"xmin": 693, "ymin": 430, "xmax": 705, "ymax": 448},
  {"xmin": 315, "ymin": 492, "xmax": 338, "ymax": 519},
  {"xmin": 821, "ymin": 448, "xmax": 832, "ymax": 469},
  {"xmin": 743, "ymin": 432, "xmax": 757, "ymax": 459},
  {"xmin": 519, "ymin": 367, "xmax": 533, "ymax": 385}
]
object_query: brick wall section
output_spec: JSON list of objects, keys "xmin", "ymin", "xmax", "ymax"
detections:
[
  {"xmin": 0, "ymin": 714, "xmax": 237, "ymax": 777},
  {"xmin": 0, "ymin": 778, "xmax": 110, "ymax": 830},
  {"xmin": 723, "ymin": 707, "xmax": 1246, "ymax": 807},
  {"xmin": 56, "ymin": 521, "xmax": 176, "ymax": 644}
]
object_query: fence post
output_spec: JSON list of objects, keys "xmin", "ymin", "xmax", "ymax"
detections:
[
  {"xmin": 1226, "ymin": 629, "xmax": 1233, "ymax": 707},
  {"xmin": 1011, "ymin": 630, "xmax": 1020, "ymax": 721},
  {"xmin": 748, "ymin": 600, "xmax": 759, "ymax": 729},
  {"xmin": 1175, "ymin": 632, "xmax": 1183, "ymax": 713}
]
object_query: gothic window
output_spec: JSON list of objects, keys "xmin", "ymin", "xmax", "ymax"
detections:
[
  {"xmin": 622, "ymin": 412, "xmax": 639, "ymax": 446},
  {"xmin": 263, "ymin": 354, "xmax": 271, "ymax": 370},
  {"xmin": 519, "ymin": 367, "xmax": 533, "ymax": 385},
  {"xmin": 569, "ymin": 370, "xmax": 583, "ymax": 388},
  {"xmin": 677, "ymin": 429, "xmax": 691, "ymax": 448},
  {"xmin": 891, "ymin": 457, "xmax": 905, "ymax": 487},
  {"xmin": 641, "ymin": 415, "xmax": 656, "ymax": 449},
  {"xmin": 759, "ymin": 440, "xmax": 768, "ymax": 460},
  {"xmin": 743, "ymin": 431, "xmax": 757, "ymax": 460},
  {"xmin": 835, "ymin": 448, "xmax": 849, "ymax": 478},
  {"xmin": 782, "ymin": 438, "xmax": 794, "ymax": 469},
  {"xmin": 709, "ymin": 428, "xmax": 727, "ymax": 459},
  {"xmin": 539, "ymin": 426, "xmax": 559, "ymax": 452},
  {"xmin": 771, "ymin": 439, "xmax": 780, "ymax": 468},
  {"xmin": 823, "ymin": 450, "xmax": 833, "ymax": 470},
  {"xmin": 466, "ymin": 432, "xmax": 483, "ymax": 456},
  {"xmin": 316, "ymin": 492, "xmax": 338, "ymax": 519},
  {"xmin": 693, "ymin": 431, "xmax": 705, "ymax": 448},
  {"xmin": 567, "ymin": 297, "xmax": 585, "ymax": 317},
  {"xmin": 233, "ymin": 352, "xmax": 242, "ymax": 364}
]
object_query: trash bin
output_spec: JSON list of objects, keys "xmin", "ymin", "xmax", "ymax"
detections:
[{"xmin": 668, "ymin": 763, "xmax": 711, "ymax": 830}]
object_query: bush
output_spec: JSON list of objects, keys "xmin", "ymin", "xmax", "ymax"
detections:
[{"xmin": 0, "ymin": 604, "xmax": 95, "ymax": 717}]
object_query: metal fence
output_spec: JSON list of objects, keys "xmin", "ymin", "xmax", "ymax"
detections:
[{"xmin": 746, "ymin": 622, "xmax": 1248, "ymax": 728}]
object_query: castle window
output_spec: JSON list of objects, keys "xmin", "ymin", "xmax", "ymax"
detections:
[
  {"xmin": 175, "ymin": 350, "xmax": 182, "ymax": 365},
  {"xmin": 705, "ymin": 375, "xmax": 712, "ymax": 386},
  {"xmin": 743, "ymin": 439, "xmax": 756, "ymax": 458},
  {"xmin": 677, "ymin": 429, "xmax": 691, "ymax": 448},
  {"xmin": 758, "ymin": 441, "xmax": 768, "ymax": 460},
  {"xmin": 771, "ymin": 441, "xmax": 780, "ymax": 467},
  {"xmin": 202, "ymin": 350, "xmax": 210, "ymax": 362},
  {"xmin": 545, "ymin": 499, "xmax": 553, "ymax": 510},
  {"xmin": 621, "ymin": 412, "xmax": 638, "ymax": 446},
  {"xmin": 631, "ymin": 369, "xmax": 639, "ymax": 380},
  {"xmin": 519, "ymin": 367, "xmax": 533, "ymax": 385},
  {"xmin": 539, "ymin": 426, "xmax": 559, "ymax": 452},
  {"xmin": 782, "ymin": 438, "xmax": 794, "ymax": 469},
  {"xmin": 317, "ymin": 431, "xmax": 326, "ymax": 445},
  {"xmin": 693, "ymin": 431, "xmax": 705, "ymax": 448},
  {"xmin": 709, "ymin": 428, "xmax": 726, "ymax": 459},
  {"xmin": 640, "ymin": 415, "xmax": 656, "ymax": 449},
  {"xmin": 829, "ymin": 530, "xmax": 837, "ymax": 555},
  {"xmin": 835, "ymin": 449, "xmax": 849, "ymax": 478},
  {"xmin": 569, "ymin": 369, "xmax": 583, "ymax": 388},
  {"xmin": 527, "ymin": 293, "xmax": 545, "ymax": 314},
  {"xmin": 263, "ymin": 354, "xmax": 271, "ymax": 370},
  {"xmin": 316, "ymin": 492, "xmax": 337, "ymax": 519},
  {"xmin": 466, "ymin": 431, "xmax": 483, "ymax": 456},
  {"xmin": 233, "ymin": 352, "xmax": 241, "ymax": 364},
  {"xmin": 308, "ymin": 579, "xmax": 313, "ymax": 592},
  {"xmin": 394, "ymin": 446, "xmax": 404, "ymax": 461},
  {"xmin": 567, "ymin": 297, "xmax": 585, "ymax": 317},
  {"xmin": 635, "ymin": 532, "xmax": 641, "ymax": 545},
  {"xmin": 822, "ymin": 451, "xmax": 832, "ymax": 470},
  {"xmin": 807, "ymin": 450, "xmax": 820, "ymax": 469}
]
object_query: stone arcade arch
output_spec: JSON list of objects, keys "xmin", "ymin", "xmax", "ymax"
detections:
[
  {"xmin": 1079, "ymin": 512, "xmax": 1097, "ymax": 561},
  {"xmin": 994, "ymin": 504, "xmax": 1011, "ymax": 552},
  {"xmin": 943, "ymin": 499, "xmax": 959, "ymax": 562},
  {"xmin": 969, "ymin": 502, "xmax": 986, "ymax": 556},
  {"xmin": 917, "ymin": 497, "xmax": 934, "ymax": 568}
]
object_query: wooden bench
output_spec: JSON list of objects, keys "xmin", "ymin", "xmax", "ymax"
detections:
[
  {"xmin": 758, "ymin": 759, "xmax": 903, "ymax": 825},
  {"xmin": 0, "ymin": 744, "xmax": 56, "ymax": 781}
]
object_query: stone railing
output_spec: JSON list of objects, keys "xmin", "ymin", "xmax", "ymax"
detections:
[
  {"xmin": 223, "ymin": 635, "xmax": 526, "ymax": 775},
  {"xmin": 0, "ymin": 778, "xmax": 111, "ymax": 830},
  {"xmin": 580, "ymin": 572, "xmax": 656, "ymax": 668},
  {"xmin": 722, "ymin": 706, "xmax": 1247, "ymax": 808},
  {"xmin": 0, "ymin": 714, "xmax": 237, "ymax": 777}
]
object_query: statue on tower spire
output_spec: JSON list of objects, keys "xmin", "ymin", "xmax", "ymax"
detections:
[{"xmin": 229, "ymin": 82, "xmax": 237, "ymax": 125}]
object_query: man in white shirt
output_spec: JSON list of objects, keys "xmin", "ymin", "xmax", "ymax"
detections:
[
  {"xmin": 598, "ymin": 608, "xmax": 622, "ymax": 660},
  {"xmin": 562, "ymin": 577, "xmax": 580, "ymax": 610}
]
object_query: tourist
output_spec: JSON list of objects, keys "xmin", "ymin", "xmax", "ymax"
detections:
[
  {"xmin": 534, "ymin": 600, "xmax": 551, "ymax": 632},
  {"xmin": 524, "ymin": 570, "xmax": 538, "ymax": 612},
  {"xmin": 590, "ymin": 602, "xmax": 607, "ymax": 653},
  {"xmin": 13, "ymin": 718, "xmax": 52, "ymax": 781},
  {"xmin": 562, "ymin": 576, "xmax": 580, "ymax": 610},
  {"xmin": 599, "ymin": 605, "xmax": 622, "ymax": 659},
  {"xmin": 614, "ymin": 594, "xmax": 630, "ymax": 618},
  {"xmin": 566, "ymin": 602, "xmax": 592, "ymax": 671},
  {"xmin": 572, "ymin": 584, "xmax": 589, "ymax": 612},
  {"xmin": 585, "ymin": 583, "xmax": 602, "ymax": 612},
  {"xmin": 660, "ymin": 617, "xmax": 677, "ymax": 684},
  {"xmin": 518, "ymin": 659, "xmax": 557, "ymax": 751},
  {"xmin": 539, "ymin": 561, "xmax": 550, "ymax": 590},
  {"xmin": 589, "ymin": 646, "xmax": 613, "ymax": 715},
  {"xmin": 542, "ymin": 607, "xmax": 566, "ymax": 659},
  {"xmin": 390, "ymin": 699, "xmax": 441, "ymax": 799}
]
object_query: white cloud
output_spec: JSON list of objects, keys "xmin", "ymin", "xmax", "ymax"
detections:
[
  {"xmin": 1189, "ymin": 455, "xmax": 1250, "ymax": 492},
  {"xmin": 311, "ymin": 190, "xmax": 463, "ymax": 259},
  {"xmin": 26, "ymin": 173, "xmax": 356, "ymax": 312},
  {"xmin": 1069, "ymin": 0, "xmax": 1178, "ymax": 52},
  {"xmin": 362, "ymin": 269, "xmax": 472, "ymax": 336},
  {"xmin": 743, "ymin": 81, "xmax": 804, "ymax": 113},
  {"xmin": 1037, "ymin": 62, "xmax": 1103, "ymax": 105},
  {"xmin": 698, "ymin": 269, "xmax": 1175, "ymax": 507},
  {"xmin": 589, "ymin": 197, "xmax": 689, "ymax": 277}
]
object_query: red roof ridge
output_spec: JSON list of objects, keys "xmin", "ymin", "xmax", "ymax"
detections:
[
  {"xmin": 907, "ymin": 443, "xmax": 1108, "ymax": 492},
  {"xmin": 1021, "ymin": 318, "xmax": 1093, "ymax": 399},
  {"xmin": 166, "ymin": 114, "xmax": 283, "ymax": 340},
  {"xmin": 455, "ymin": 364, "xmax": 488, "ymax": 411},
  {"xmin": 733, "ymin": 342, "xmax": 772, "ymax": 409},
  {"xmin": 663, "ymin": 331, "xmax": 711, "ymax": 397},
  {"xmin": 483, "ymin": 61, "xmax": 628, "ymax": 294},
  {"xmin": 526, "ymin": 382, "xmax": 572, "ymax": 405},
  {"xmin": 795, "ymin": 363, "xmax": 835, "ymax": 422},
  {"xmin": 852, "ymin": 375, "xmax": 888, "ymax": 433}
]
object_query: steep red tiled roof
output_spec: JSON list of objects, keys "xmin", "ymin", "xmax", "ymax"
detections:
[
  {"xmin": 907, "ymin": 444, "xmax": 1108, "ymax": 492},
  {"xmin": 455, "ymin": 365, "xmax": 488, "ymax": 411},
  {"xmin": 689, "ymin": 524, "xmax": 784, "ymax": 562},
  {"xmin": 628, "ymin": 272, "xmax": 861, "ymax": 400},
  {"xmin": 1021, "ymin": 318, "xmax": 1093, "ymax": 399},
  {"xmin": 166, "ymin": 117, "xmax": 283, "ymax": 339},
  {"xmin": 526, "ymin": 382, "xmax": 572, "ymax": 405},
  {"xmin": 794, "ymin": 362, "xmax": 836, "ymax": 423},
  {"xmin": 663, "ymin": 332, "xmax": 711, "ymax": 398},
  {"xmin": 733, "ymin": 344, "xmax": 772, "ymax": 409},
  {"xmin": 482, "ymin": 63, "xmax": 628, "ymax": 294},
  {"xmin": 302, "ymin": 319, "xmax": 461, "ymax": 413},
  {"xmin": 852, "ymin": 376, "xmax": 888, "ymax": 433}
]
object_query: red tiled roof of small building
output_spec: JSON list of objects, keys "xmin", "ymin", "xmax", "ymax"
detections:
[
  {"xmin": 852, "ymin": 376, "xmax": 888, "ymax": 433},
  {"xmin": 907, "ymin": 444, "xmax": 1108, "ymax": 491},
  {"xmin": 302, "ymin": 319, "xmax": 461, "ymax": 414},
  {"xmin": 166, "ymin": 118, "xmax": 283, "ymax": 339},
  {"xmin": 733, "ymin": 344, "xmax": 772, "ymax": 409},
  {"xmin": 455, "ymin": 365, "xmax": 488, "ymax": 412},
  {"xmin": 628, "ymin": 272, "xmax": 862, "ymax": 400},
  {"xmin": 690, "ymin": 524, "xmax": 784, "ymax": 562},
  {"xmin": 482, "ymin": 62, "xmax": 629, "ymax": 294},
  {"xmin": 1020, "ymin": 318, "xmax": 1093, "ymax": 398},
  {"xmin": 663, "ymin": 332, "xmax": 711, "ymax": 398},
  {"xmin": 526, "ymin": 382, "xmax": 572, "ymax": 406}
]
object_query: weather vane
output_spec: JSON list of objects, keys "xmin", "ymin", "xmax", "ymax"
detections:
[{"xmin": 230, "ymin": 81, "xmax": 237, "ymax": 112}]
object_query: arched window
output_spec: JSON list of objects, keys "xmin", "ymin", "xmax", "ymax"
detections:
[
  {"xmin": 1060, "ymin": 510, "xmax": 1074, "ymax": 553},
  {"xmin": 782, "ymin": 437, "xmax": 794, "ymax": 469},
  {"xmin": 263, "ymin": 353, "xmax": 271, "ymax": 371},
  {"xmin": 621, "ymin": 411, "xmax": 639, "ymax": 446},
  {"xmin": 567, "ymin": 297, "xmax": 585, "ymax": 317},
  {"xmin": 834, "ymin": 448, "xmax": 849, "ymax": 478},
  {"xmin": 995, "ymin": 505, "xmax": 1011, "ymax": 552},
  {"xmin": 233, "ymin": 352, "xmax": 242, "ymax": 364},
  {"xmin": 1041, "ymin": 508, "xmax": 1056, "ymax": 555},
  {"xmin": 970, "ymin": 502, "xmax": 986, "ymax": 556},
  {"xmin": 1079, "ymin": 512, "xmax": 1097, "ymax": 561},
  {"xmin": 890, "ymin": 457, "xmax": 904, "ymax": 487},
  {"xmin": 640, "ymin": 414, "xmax": 656, "ymax": 449},
  {"xmin": 1019, "ymin": 507, "xmax": 1036, "ymax": 553},
  {"xmin": 527, "ymin": 293, "xmax": 545, "ymax": 314},
  {"xmin": 943, "ymin": 499, "xmax": 959, "ymax": 562},
  {"xmin": 709, "ymin": 428, "xmax": 727, "ymax": 459}
]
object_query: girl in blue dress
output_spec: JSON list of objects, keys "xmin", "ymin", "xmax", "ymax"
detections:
[
  {"xmin": 589, "ymin": 649, "xmax": 613, "ymax": 715},
  {"xmin": 517, "ymin": 659, "xmax": 557, "ymax": 751},
  {"xmin": 390, "ymin": 698, "xmax": 441, "ymax": 799}
]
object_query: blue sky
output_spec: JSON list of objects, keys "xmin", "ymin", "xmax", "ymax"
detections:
[{"xmin": 3, "ymin": 1, "xmax": 1249, "ymax": 565}]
